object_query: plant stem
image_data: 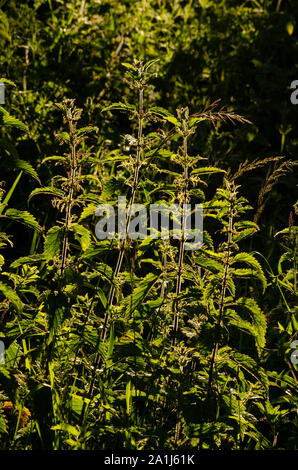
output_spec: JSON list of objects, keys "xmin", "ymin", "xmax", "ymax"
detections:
[
  {"xmin": 60, "ymin": 109, "xmax": 76, "ymax": 275},
  {"xmin": 87, "ymin": 83, "xmax": 145, "ymax": 401},
  {"xmin": 172, "ymin": 127, "xmax": 188, "ymax": 347},
  {"xmin": 100, "ymin": 86, "xmax": 144, "ymax": 342},
  {"xmin": 207, "ymin": 182, "xmax": 234, "ymax": 397}
]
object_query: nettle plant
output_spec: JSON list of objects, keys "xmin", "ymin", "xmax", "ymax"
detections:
[
  {"xmin": 75, "ymin": 60, "xmax": 274, "ymax": 449},
  {"xmin": 0, "ymin": 88, "xmax": 41, "ymax": 319},
  {"xmin": 270, "ymin": 204, "xmax": 298, "ymax": 376},
  {"xmin": 0, "ymin": 60, "xmax": 297, "ymax": 450},
  {"xmin": 148, "ymin": 173, "xmax": 271, "ymax": 448}
]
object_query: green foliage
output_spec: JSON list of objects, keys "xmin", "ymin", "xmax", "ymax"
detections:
[
  {"xmin": 0, "ymin": 0, "xmax": 297, "ymax": 451},
  {"xmin": 0, "ymin": 106, "xmax": 27, "ymax": 132}
]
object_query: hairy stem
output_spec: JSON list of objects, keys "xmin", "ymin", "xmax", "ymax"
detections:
[
  {"xmin": 100, "ymin": 86, "xmax": 144, "ymax": 341},
  {"xmin": 172, "ymin": 128, "xmax": 188, "ymax": 347},
  {"xmin": 60, "ymin": 110, "xmax": 76, "ymax": 275},
  {"xmin": 207, "ymin": 184, "xmax": 234, "ymax": 397},
  {"xmin": 87, "ymin": 84, "xmax": 145, "ymax": 400}
]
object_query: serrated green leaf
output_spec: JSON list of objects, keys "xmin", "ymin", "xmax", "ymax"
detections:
[
  {"xmin": 236, "ymin": 297, "xmax": 267, "ymax": 353},
  {"xmin": 195, "ymin": 253, "xmax": 224, "ymax": 273},
  {"xmin": 0, "ymin": 78, "xmax": 16, "ymax": 87},
  {"xmin": 44, "ymin": 225, "xmax": 64, "ymax": 260},
  {"xmin": 150, "ymin": 107, "xmax": 181, "ymax": 127},
  {"xmin": 228, "ymin": 311, "xmax": 259, "ymax": 343},
  {"xmin": 231, "ymin": 252, "xmax": 267, "ymax": 291},
  {"xmin": 28, "ymin": 186, "xmax": 64, "ymax": 203},
  {"xmin": 233, "ymin": 228, "xmax": 258, "ymax": 243},
  {"xmin": 51, "ymin": 423, "xmax": 80, "ymax": 437},
  {"xmin": 57, "ymin": 131, "xmax": 70, "ymax": 142},
  {"xmin": 71, "ymin": 223, "xmax": 91, "ymax": 251},
  {"xmin": 45, "ymin": 291, "xmax": 69, "ymax": 338},
  {"xmin": 102, "ymin": 102, "xmax": 136, "ymax": 112},
  {"xmin": 192, "ymin": 167, "xmax": 226, "ymax": 175},
  {"xmin": 3, "ymin": 209, "xmax": 41, "ymax": 232},
  {"xmin": 0, "ymin": 139, "xmax": 40, "ymax": 183},
  {"xmin": 42, "ymin": 156, "xmax": 67, "ymax": 164},
  {"xmin": 274, "ymin": 227, "xmax": 292, "ymax": 238},
  {"xmin": 121, "ymin": 62, "xmax": 136, "ymax": 70},
  {"xmin": 232, "ymin": 268, "xmax": 266, "ymax": 292},
  {"xmin": 76, "ymin": 126, "xmax": 98, "ymax": 136},
  {"xmin": 125, "ymin": 273, "xmax": 158, "ymax": 316},
  {"xmin": 189, "ymin": 117, "xmax": 206, "ymax": 127},
  {"xmin": 0, "ymin": 281, "xmax": 22, "ymax": 312},
  {"xmin": 0, "ymin": 106, "xmax": 28, "ymax": 131},
  {"xmin": 14, "ymin": 159, "xmax": 40, "ymax": 183},
  {"xmin": 10, "ymin": 254, "xmax": 45, "ymax": 268},
  {"xmin": 79, "ymin": 204, "xmax": 97, "ymax": 221}
]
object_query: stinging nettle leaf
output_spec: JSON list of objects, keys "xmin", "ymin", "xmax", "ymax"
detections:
[
  {"xmin": 102, "ymin": 102, "xmax": 136, "ymax": 113},
  {"xmin": 231, "ymin": 252, "xmax": 267, "ymax": 291},
  {"xmin": 79, "ymin": 204, "xmax": 98, "ymax": 221},
  {"xmin": 42, "ymin": 156, "xmax": 67, "ymax": 164},
  {"xmin": 236, "ymin": 297, "xmax": 267, "ymax": 353},
  {"xmin": 0, "ymin": 281, "xmax": 23, "ymax": 313},
  {"xmin": 0, "ymin": 139, "xmax": 40, "ymax": 182},
  {"xmin": 192, "ymin": 167, "xmax": 226, "ymax": 175},
  {"xmin": 14, "ymin": 159, "xmax": 40, "ymax": 183},
  {"xmin": 71, "ymin": 223, "xmax": 92, "ymax": 251},
  {"xmin": 121, "ymin": 62, "xmax": 136, "ymax": 70},
  {"xmin": 56, "ymin": 131, "xmax": 70, "ymax": 142},
  {"xmin": 43, "ymin": 225, "xmax": 64, "ymax": 260},
  {"xmin": 189, "ymin": 117, "xmax": 205, "ymax": 128},
  {"xmin": 0, "ymin": 78, "xmax": 16, "ymax": 87},
  {"xmin": 3, "ymin": 209, "xmax": 42, "ymax": 232},
  {"xmin": 125, "ymin": 273, "xmax": 158, "ymax": 316},
  {"xmin": 76, "ymin": 126, "xmax": 98, "ymax": 136},
  {"xmin": 28, "ymin": 186, "xmax": 64, "ymax": 203},
  {"xmin": 0, "ymin": 106, "xmax": 28, "ymax": 132},
  {"xmin": 149, "ymin": 107, "xmax": 181, "ymax": 127},
  {"xmin": 232, "ymin": 267, "xmax": 266, "ymax": 293},
  {"xmin": 10, "ymin": 254, "xmax": 46, "ymax": 268}
]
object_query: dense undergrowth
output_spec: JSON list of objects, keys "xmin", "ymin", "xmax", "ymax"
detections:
[{"xmin": 0, "ymin": 0, "xmax": 297, "ymax": 450}]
